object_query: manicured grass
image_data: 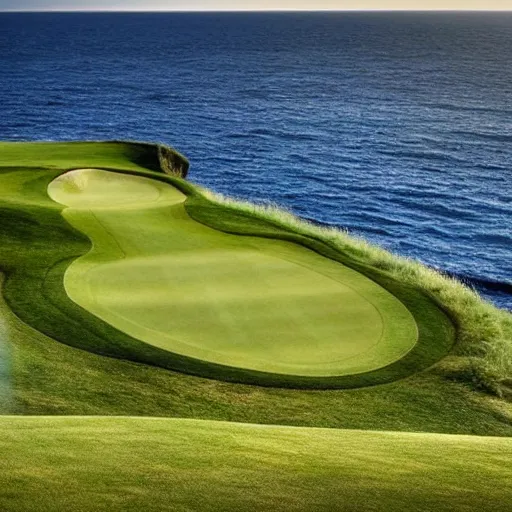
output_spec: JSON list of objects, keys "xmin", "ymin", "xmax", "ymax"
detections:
[
  {"xmin": 1, "ymin": 416, "xmax": 512, "ymax": 512},
  {"xmin": 49, "ymin": 168, "xmax": 418, "ymax": 378},
  {"xmin": 1, "ymin": 142, "xmax": 510, "ymax": 434}
]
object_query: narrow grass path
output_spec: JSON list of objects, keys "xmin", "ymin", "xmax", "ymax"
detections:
[
  {"xmin": 2, "ymin": 416, "xmax": 512, "ymax": 512},
  {"xmin": 0, "ymin": 305, "xmax": 11, "ymax": 412},
  {"xmin": 48, "ymin": 169, "xmax": 417, "ymax": 377}
]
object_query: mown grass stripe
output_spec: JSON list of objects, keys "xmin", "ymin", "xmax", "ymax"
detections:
[{"xmin": 1, "ymin": 416, "xmax": 511, "ymax": 512}]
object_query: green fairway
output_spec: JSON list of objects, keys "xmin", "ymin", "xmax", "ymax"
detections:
[
  {"xmin": 48, "ymin": 168, "xmax": 417, "ymax": 377},
  {"xmin": 2, "ymin": 416, "xmax": 512, "ymax": 512}
]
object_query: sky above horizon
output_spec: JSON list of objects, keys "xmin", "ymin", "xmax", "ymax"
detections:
[{"xmin": 1, "ymin": 1, "xmax": 511, "ymax": 11}]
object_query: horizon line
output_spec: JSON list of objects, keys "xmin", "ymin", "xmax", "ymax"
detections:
[{"xmin": 2, "ymin": 8, "xmax": 512, "ymax": 13}]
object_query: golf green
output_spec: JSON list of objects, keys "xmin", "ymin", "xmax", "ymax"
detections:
[{"xmin": 48, "ymin": 168, "xmax": 418, "ymax": 377}]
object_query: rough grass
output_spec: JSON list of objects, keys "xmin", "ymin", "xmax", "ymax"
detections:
[
  {"xmin": 2, "ymin": 416, "xmax": 512, "ymax": 512},
  {"xmin": 195, "ymin": 187, "xmax": 512, "ymax": 395}
]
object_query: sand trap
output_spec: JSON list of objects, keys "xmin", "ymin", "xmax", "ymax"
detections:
[{"xmin": 48, "ymin": 168, "xmax": 184, "ymax": 208}]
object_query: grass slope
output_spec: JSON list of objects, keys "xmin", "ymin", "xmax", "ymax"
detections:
[
  {"xmin": 49, "ymin": 168, "xmax": 418, "ymax": 377},
  {"xmin": 2, "ymin": 416, "xmax": 512, "ymax": 512}
]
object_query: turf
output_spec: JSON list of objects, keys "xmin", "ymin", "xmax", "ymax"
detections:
[
  {"xmin": 1, "ymin": 416, "xmax": 512, "ymax": 512},
  {"xmin": 48, "ymin": 168, "xmax": 418, "ymax": 377}
]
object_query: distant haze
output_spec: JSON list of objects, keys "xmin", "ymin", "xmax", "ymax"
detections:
[{"xmin": 1, "ymin": 0, "xmax": 511, "ymax": 11}]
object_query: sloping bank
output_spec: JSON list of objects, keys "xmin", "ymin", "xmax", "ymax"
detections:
[{"xmin": 2, "ymin": 416, "xmax": 512, "ymax": 512}]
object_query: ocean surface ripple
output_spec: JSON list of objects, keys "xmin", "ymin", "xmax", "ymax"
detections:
[{"xmin": 1, "ymin": 12, "xmax": 511, "ymax": 309}]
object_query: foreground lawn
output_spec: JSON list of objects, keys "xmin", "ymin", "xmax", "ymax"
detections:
[{"xmin": 1, "ymin": 416, "xmax": 511, "ymax": 512}]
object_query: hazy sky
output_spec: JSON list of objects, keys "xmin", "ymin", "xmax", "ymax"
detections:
[{"xmin": 0, "ymin": 0, "xmax": 510, "ymax": 10}]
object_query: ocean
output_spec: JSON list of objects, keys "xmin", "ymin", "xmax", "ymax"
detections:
[{"xmin": 0, "ymin": 11, "xmax": 511, "ymax": 309}]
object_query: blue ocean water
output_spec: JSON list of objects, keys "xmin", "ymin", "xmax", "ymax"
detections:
[{"xmin": 0, "ymin": 12, "xmax": 511, "ymax": 309}]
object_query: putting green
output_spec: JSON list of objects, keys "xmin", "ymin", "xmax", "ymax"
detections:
[{"xmin": 48, "ymin": 169, "xmax": 418, "ymax": 377}]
